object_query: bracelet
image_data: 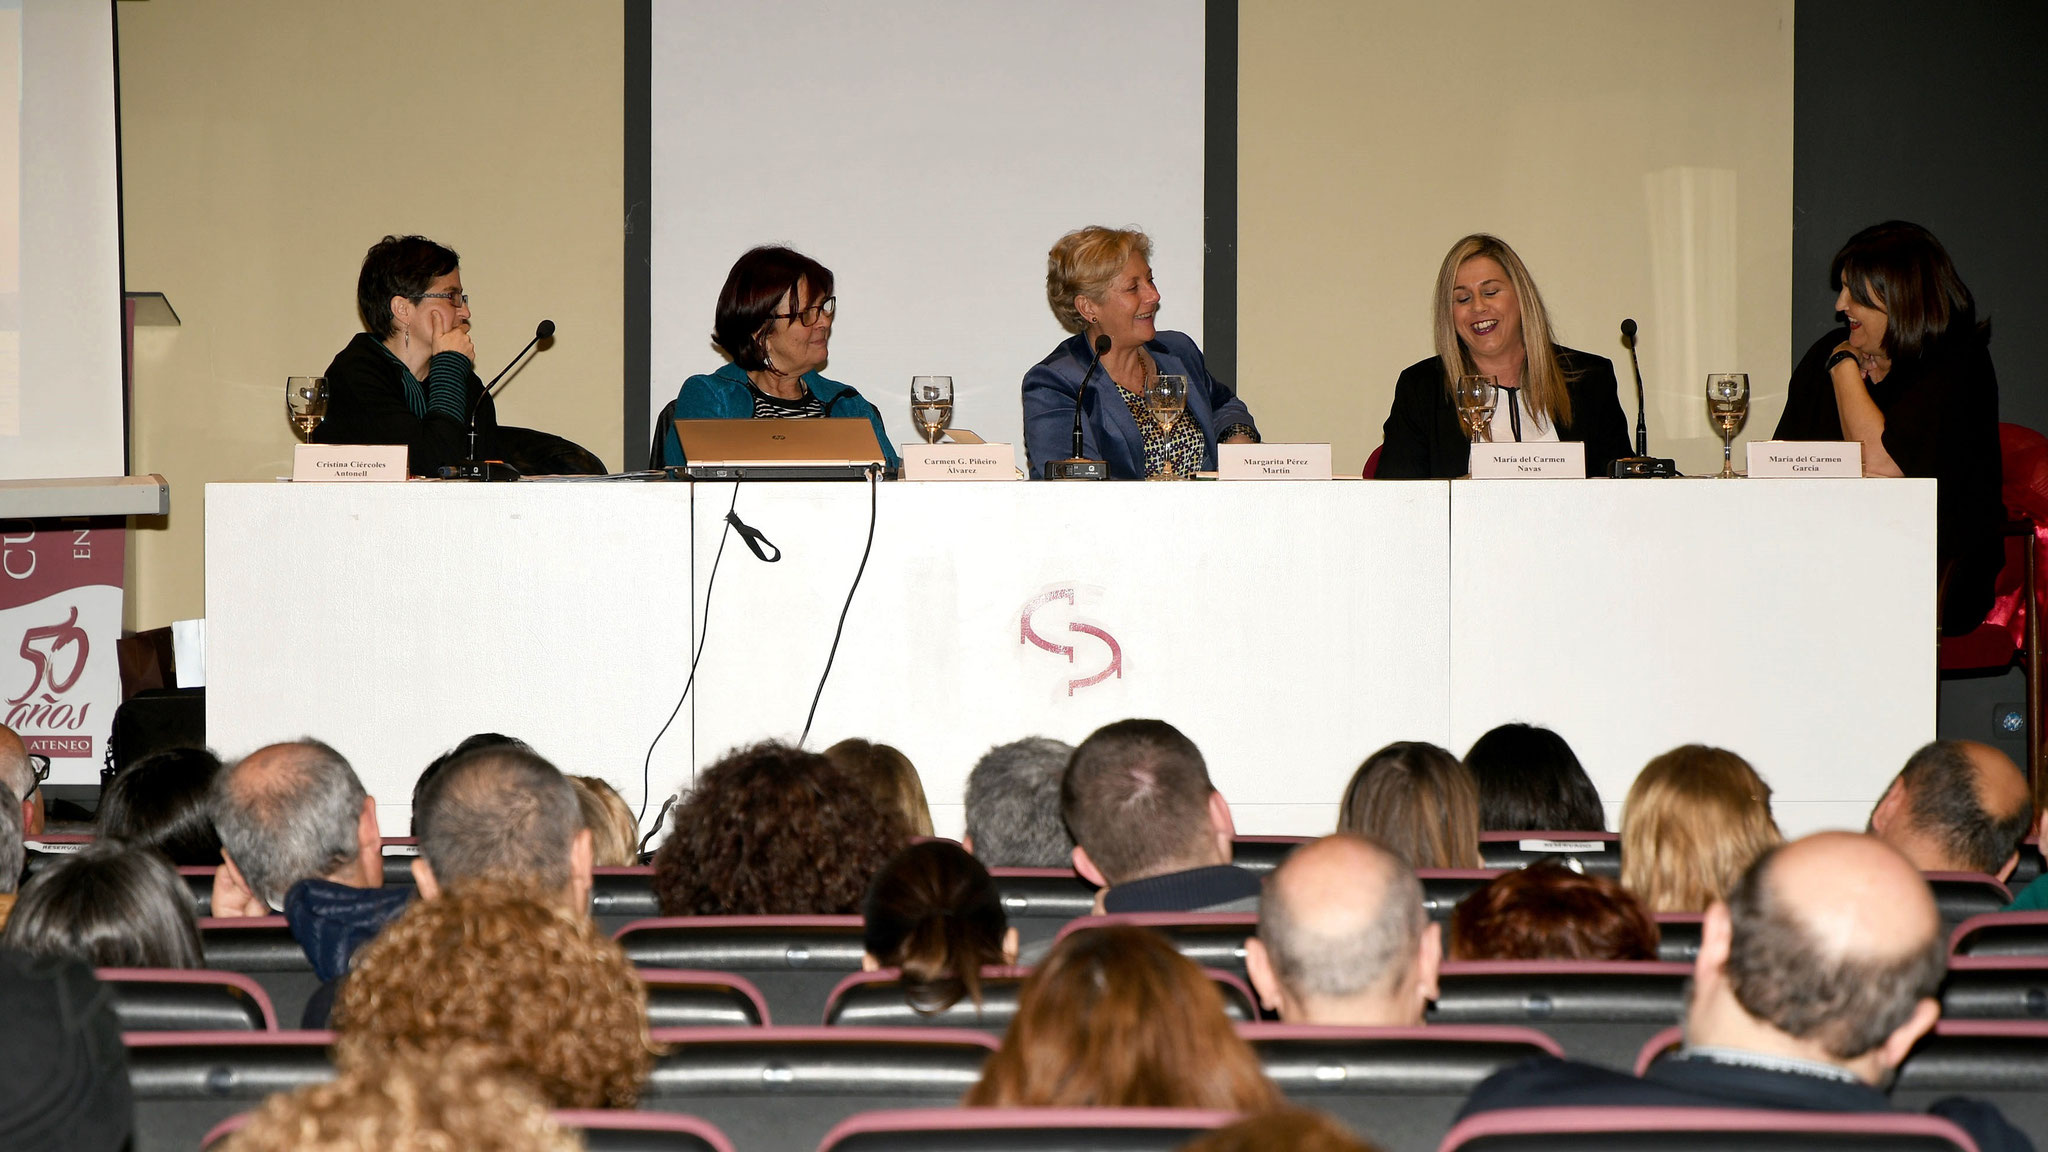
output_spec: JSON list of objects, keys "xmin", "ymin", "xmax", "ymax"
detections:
[{"xmin": 1826, "ymin": 349, "xmax": 1861, "ymax": 374}]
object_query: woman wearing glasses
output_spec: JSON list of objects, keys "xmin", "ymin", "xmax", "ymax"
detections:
[
  {"xmin": 314, "ymin": 234, "xmax": 498, "ymax": 476},
  {"xmin": 657, "ymin": 245, "xmax": 899, "ymax": 471}
]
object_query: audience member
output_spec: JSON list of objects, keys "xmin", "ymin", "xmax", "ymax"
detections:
[
  {"xmin": 1868, "ymin": 739, "xmax": 2032, "ymax": 880},
  {"xmin": 409, "ymin": 732, "xmax": 529, "ymax": 835},
  {"xmin": 1062, "ymin": 719, "xmax": 1258, "ymax": 913},
  {"xmin": 212, "ymin": 740, "xmax": 387, "ymax": 915},
  {"xmin": 963, "ymin": 924, "xmax": 1280, "ymax": 1111},
  {"xmin": 410, "ymin": 745, "xmax": 592, "ymax": 908},
  {"xmin": 96, "ymin": 746, "xmax": 224, "ymax": 865},
  {"xmin": 1244, "ymin": 833, "xmax": 1438, "ymax": 1026},
  {"xmin": 1338, "ymin": 742, "xmax": 1482, "ymax": 869},
  {"xmin": 1179, "ymin": 1109, "xmax": 1382, "ymax": 1152},
  {"xmin": 0, "ymin": 785, "xmax": 20, "ymax": 930},
  {"xmin": 0, "ymin": 841, "xmax": 204, "ymax": 968},
  {"xmin": 220, "ymin": 1044, "xmax": 577, "ymax": 1152},
  {"xmin": 825, "ymin": 737, "xmax": 935, "ymax": 837},
  {"xmin": 0, "ymin": 724, "xmax": 41, "ymax": 838},
  {"xmin": 1620, "ymin": 745, "xmax": 1780, "ymax": 913},
  {"xmin": 1457, "ymin": 833, "xmax": 2031, "ymax": 1152},
  {"xmin": 862, "ymin": 840, "xmax": 1018, "ymax": 1014},
  {"xmin": 1464, "ymin": 723, "xmax": 1605, "ymax": 831},
  {"xmin": 332, "ymin": 882, "xmax": 653, "ymax": 1108},
  {"xmin": 0, "ymin": 951, "xmax": 131, "ymax": 1152},
  {"xmin": 570, "ymin": 775, "xmax": 642, "ymax": 867},
  {"xmin": 652, "ymin": 741, "xmax": 909, "ymax": 915},
  {"xmin": 962, "ymin": 735, "xmax": 1076, "ymax": 867},
  {"xmin": 1449, "ymin": 861, "xmax": 1658, "ymax": 961}
]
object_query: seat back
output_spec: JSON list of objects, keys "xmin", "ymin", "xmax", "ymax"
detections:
[
  {"xmin": 1429, "ymin": 960, "xmax": 1691, "ymax": 1070},
  {"xmin": 1939, "ymin": 956, "xmax": 2048, "ymax": 1020},
  {"xmin": 179, "ymin": 866, "xmax": 215, "ymax": 915},
  {"xmin": 638, "ymin": 1026, "xmax": 998, "ymax": 1151},
  {"xmin": 380, "ymin": 838, "xmax": 423, "ymax": 885},
  {"xmin": 2009, "ymin": 839, "xmax": 2043, "ymax": 890},
  {"xmin": 100, "ymin": 968, "xmax": 277, "ymax": 1032},
  {"xmin": 199, "ymin": 917, "xmax": 321, "ymax": 1030},
  {"xmin": 125, "ymin": 1031, "xmax": 336, "ymax": 1152},
  {"xmin": 1230, "ymin": 836, "xmax": 1309, "ymax": 874},
  {"xmin": 1892, "ymin": 1019, "xmax": 2048, "ymax": 1139},
  {"xmin": 1479, "ymin": 831, "xmax": 1622, "ymax": 877},
  {"xmin": 1950, "ymin": 911, "xmax": 2048, "ymax": 957},
  {"xmin": 649, "ymin": 399, "xmax": 680, "ymax": 468},
  {"xmin": 1925, "ymin": 872, "xmax": 2014, "ymax": 931},
  {"xmin": 640, "ymin": 969, "xmax": 771, "ymax": 1028},
  {"xmin": 1056, "ymin": 913, "xmax": 1259, "ymax": 986},
  {"xmin": 1244, "ymin": 1023, "xmax": 1562, "ymax": 1152},
  {"xmin": 1420, "ymin": 869, "xmax": 1503, "ymax": 921},
  {"xmin": 1362, "ymin": 444, "xmax": 1383, "ymax": 479},
  {"xmin": 1438, "ymin": 1105, "xmax": 1977, "ymax": 1152},
  {"xmin": 818, "ymin": 1107, "xmax": 1238, "ymax": 1152},
  {"xmin": 556, "ymin": 1110, "xmax": 735, "ymax": 1152},
  {"xmin": 1654, "ymin": 914, "xmax": 1704, "ymax": 963},
  {"xmin": 823, "ymin": 966, "xmax": 1257, "ymax": 1031},
  {"xmin": 590, "ymin": 867, "xmax": 661, "ymax": 936},
  {"xmin": 988, "ymin": 867, "xmax": 1097, "ymax": 950},
  {"xmin": 614, "ymin": 917, "xmax": 866, "ymax": 1026}
]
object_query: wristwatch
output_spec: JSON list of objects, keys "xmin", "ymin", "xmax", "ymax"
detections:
[{"xmin": 1826, "ymin": 349, "xmax": 1861, "ymax": 374}]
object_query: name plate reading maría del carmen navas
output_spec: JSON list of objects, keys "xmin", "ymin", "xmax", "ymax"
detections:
[
  {"xmin": 1468, "ymin": 441, "xmax": 1585, "ymax": 478},
  {"xmin": 1745, "ymin": 441, "xmax": 1863, "ymax": 478},
  {"xmin": 292, "ymin": 444, "xmax": 408, "ymax": 482}
]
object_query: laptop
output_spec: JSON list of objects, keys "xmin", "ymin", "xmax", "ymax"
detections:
[{"xmin": 672, "ymin": 418, "xmax": 886, "ymax": 480}]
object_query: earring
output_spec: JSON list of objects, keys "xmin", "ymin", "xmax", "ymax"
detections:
[{"xmin": 404, "ymin": 329, "xmax": 410, "ymax": 351}]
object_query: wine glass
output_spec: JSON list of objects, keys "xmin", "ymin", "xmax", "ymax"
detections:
[
  {"xmin": 1706, "ymin": 373, "xmax": 1750, "ymax": 478},
  {"xmin": 910, "ymin": 376, "xmax": 954, "ymax": 444},
  {"xmin": 1454, "ymin": 375, "xmax": 1498, "ymax": 445},
  {"xmin": 286, "ymin": 377, "xmax": 328, "ymax": 442},
  {"xmin": 1144, "ymin": 373, "xmax": 1190, "ymax": 479}
]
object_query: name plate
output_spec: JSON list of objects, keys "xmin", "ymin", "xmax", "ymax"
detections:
[
  {"xmin": 1746, "ymin": 440, "xmax": 1862, "ymax": 478},
  {"xmin": 1217, "ymin": 443, "xmax": 1333, "ymax": 480},
  {"xmin": 292, "ymin": 443, "xmax": 409, "ymax": 482},
  {"xmin": 1469, "ymin": 441, "xmax": 1584, "ymax": 478},
  {"xmin": 900, "ymin": 442, "xmax": 1018, "ymax": 480},
  {"xmin": 1519, "ymin": 839, "xmax": 1608, "ymax": 854}
]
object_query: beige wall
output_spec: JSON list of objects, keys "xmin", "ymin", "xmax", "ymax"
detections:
[
  {"xmin": 119, "ymin": 0, "xmax": 623, "ymax": 629},
  {"xmin": 1238, "ymin": 0, "xmax": 1794, "ymax": 477}
]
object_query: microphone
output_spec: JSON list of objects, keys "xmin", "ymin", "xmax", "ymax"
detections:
[
  {"xmin": 1606, "ymin": 317, "xmax": 1677, "ymax": 478},
  {"xmin": 446, "ymin": 319, "xmax": 555, "ymax": 481},
  {"xmin": 1047, "ymin": 334, "xmax": 1111, "ymax": 480}
]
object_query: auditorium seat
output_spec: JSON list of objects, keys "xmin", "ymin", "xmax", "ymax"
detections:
[
  {"xmin": 1056, "ymin": 913, "xmax": 1258, "ymax": 987},
  {"xmin": 1437, "ymin": 1105, "xmax": 1978, "ymax": 1152},
  {"xmin": 816, "ymin": 1107, "xmax": 1238, "ymax": 1152},
  {"xmin": 100, "ymin": 968, "xmax": 277, "ymax": 1032},
  {"xmin": 614, "ymin": 917, "xmax": 866, "ymax": 1032},
  {"xmin": 637, "ymin": 1026, "xmax": 998, "ymax": 1151},
  {"xmin": 591, "ymin": 866, "xmax": 662, "ymax": 935},
  {"xmin": 987, "ymin": 866, "xmax": 1097, "ymax": 949},
  {"xmin": 1924, "ymin": 872, "xmax": 2015, "ymax": 930},
  {"xmin": 1420, "ymin": 869, "xmax": 1503, "ymax": 921},
  {"xmin": 1892, "ymin": 1020, "xmax": 2048, "ymax": 1138},
  {"xmin": 125, "ymin": 1030, "xmax": 335, "ymax": 1152},
  {"xmin": 1939, "ymin": 956, "xmax": 2048, "ymax": 1020},
  {"xmin": 641, "ymin": 969, "xmax": 771, "ymax": 1028},
  {"xmin": 1654, "ymin": 914, "xmax": 1704, "ymax": 963},
  {"xmin": 179, "ymin": 866, "xmax": 215, "ymax": 916},
  {"xmin": 556, "ymin": 1110, "xmax": 735, "ymax": 1152},
  {"xmin": 199, "ymin": 916, "xmax": 321, "ymax": 1030},
  {"xmin": 1950, "ymin": 911, "xmax": 2048, "ymax": 957},
  {"xmin": 1429, "ymin": 960, "xmax": 1691, "ymax": 1070},
  {"xmin": 822, "ymin": 965, "xmax": 1257, "ymax": 1030},
  {"xmin": 2010, "ymin": 839, "xmax": 2043, "ymax": 890},
  {"xmin": 1242, "ymin": 1023, "xmax": 1562, "ymax": 1152},
  {"xmin": 1230, "ymin": 835, "xmax": 1309, "ymax": 873},
  {"xmin": 1479, "ymin": 831, "xmax": 1622, "ymax": 877},
  {"xmin": 380, "ymin": 837, "xmax": 422, "ymax": 885}
]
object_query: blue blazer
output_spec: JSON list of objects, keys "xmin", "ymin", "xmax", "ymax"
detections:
[
  {"xmin": 659, "ymin": 362, "xmax": 900, "ymax": 470},
  {"xmin": 1022, "ymin": 331, "xmax": 1257, "ymax": 479}
]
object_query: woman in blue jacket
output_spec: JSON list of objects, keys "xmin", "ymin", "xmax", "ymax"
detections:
[
  {"xmin": 659, "ymin": 245, "xmax": 898, "ymax": 471},
  {"xmin": 1022, "ymin": 226, "xmax": 1258, "ymax": 479}
]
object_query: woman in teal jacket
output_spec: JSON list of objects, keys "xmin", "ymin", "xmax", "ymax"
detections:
[{"xmin": 658, "ymin": 245, "xmax": 898, "ymax": 471}]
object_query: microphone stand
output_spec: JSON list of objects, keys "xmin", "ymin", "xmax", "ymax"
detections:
[
  {"xmin": 1606, "ymin": 318, "xmax": 1677, "ymax": 478},
  {"xmin": 1047, "ymin": 334, "xmax": 1111, "ymax": 480},
  {"xmin": 443, "ymin": 319, "xmax": 554, "ymax": 481}
]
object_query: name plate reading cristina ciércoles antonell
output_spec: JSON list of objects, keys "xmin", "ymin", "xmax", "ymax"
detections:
[
  {"xmin": 1216, "ymin": 443, "xmax": 1332, "ymax": 480},
  {"xmin": 899, "ymin": 442, "xmax": 1019, "ymax": 480},
  {"xmin": 1468, "ymin": 441, "xmax": 1584, "ymax": 478},
  {"xmin": 1746, "ymin": 441, "xmax": 1863, "ymax": 478},
  {"xmin": 291, "ymin": 444, "xmax": 408, "ymax": 482}
]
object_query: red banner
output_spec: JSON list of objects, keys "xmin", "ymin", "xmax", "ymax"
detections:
[{"xmin": 0, "ymin": 519, "xmax": 124, "ymax": 781}]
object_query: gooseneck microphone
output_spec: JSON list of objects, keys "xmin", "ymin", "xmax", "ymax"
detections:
[
  {"xmin": 1606, "ymin": 317, "xmax": 1676, "ymax": 478},
  {"xmin": 1047, "ymin": 334, "xmax": 1111, "ymax": 480},
  {"xmin": 447, "ymin": 319, "xmax": 555, "ymax": 481}
]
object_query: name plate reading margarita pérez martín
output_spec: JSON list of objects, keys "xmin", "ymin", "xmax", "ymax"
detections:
[{"xmin": 1217, "ymin": 443, "xmax": 1333, "ymax": 480}]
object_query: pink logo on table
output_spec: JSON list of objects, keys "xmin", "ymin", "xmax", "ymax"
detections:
[{"xmin": 1019, "ymin": 587, "xmax": 1122, "ymax": 696}]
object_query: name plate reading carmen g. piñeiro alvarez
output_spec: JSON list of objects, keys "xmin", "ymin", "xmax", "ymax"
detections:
[
  {"xmin": 1468, "ymin": 442, "xmax": 1584, "ymax": 479},
  {"xmin": 1746, "ymin": 441, "xmax": 1863, "ymax": 478},
  {"xmin": 899, "ymin": 442, "xmax": 1019, "ymax": 481},
  {"xmin": 292, "ymin": 444, "xmax": 409, "ymax": 482}
]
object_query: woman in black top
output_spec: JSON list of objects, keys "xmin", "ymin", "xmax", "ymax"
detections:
[
  {"xmin": 1379, "ymin": 234, "xmax": 1630, "ymax": 478},
  {"xmin": 1774, "ymin": 221, "xmax": 2002, "ymax": 634}
]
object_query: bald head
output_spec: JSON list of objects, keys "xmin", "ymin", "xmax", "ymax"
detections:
[
  {"xmin": 1722, "ymin": 832, "xmax": 1945, "ymax": 1061},
  {"xmin": 0, "ymin": 724, "xmax": 37, "ymax": 836},
  {"xmin": 215, "ymin": 740, "xmax": 371, "ymax": 907},
  {"xmin": 1875, "ymin": 739, "xmax": 2032, "ymax": 877},
  {"xmin": 413, "ymin": 745, "xmax": 581, "ymax": 895},
  {"xmin": 1257, "ymin": 834, "xmax": 1426, "ymax": 1005}
]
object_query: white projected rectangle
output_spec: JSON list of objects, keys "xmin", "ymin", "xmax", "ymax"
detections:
[
  {"xmin": 0, "ymin": 0, "xmax": 123, "ymax": 480},
  {"xmin": 649, "ymin": 1, "xmax": 1207, "ymax": 454}
]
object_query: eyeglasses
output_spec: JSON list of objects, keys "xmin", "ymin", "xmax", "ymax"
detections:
[
  {"xmin": 415, "ymin": 291, "xmax": 470, "ymax": 307},
  {"xmin": 772, "ymin": 296, "xmax": 836, "ymax": 327}
]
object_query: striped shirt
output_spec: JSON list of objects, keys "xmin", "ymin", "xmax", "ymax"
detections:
[
  {"xmin": 376, "ymin": 343, "xmax": 471, "ymax": 422},
  {"xmin": 748, "ymin": 381, "xmax": 825, "ymax": 419}
]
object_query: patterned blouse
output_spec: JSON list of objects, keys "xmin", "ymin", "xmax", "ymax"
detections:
[{"xmin": 1116, "ymin": 384, "xmax": 1206, "ymax": 478}]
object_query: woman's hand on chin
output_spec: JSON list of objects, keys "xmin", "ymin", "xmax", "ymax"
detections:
[{"xmin": 429, "ymin": 308, "xmax": 474, "ymax": 363}]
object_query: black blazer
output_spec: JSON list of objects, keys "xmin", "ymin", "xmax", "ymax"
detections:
[
  {"xmin": 1377, "ymin": 345, "xmax": 1632, "ymax": 478},
  {"xmin": 313, "ymin": 332, "xmax": 498, "ymax": 477}
]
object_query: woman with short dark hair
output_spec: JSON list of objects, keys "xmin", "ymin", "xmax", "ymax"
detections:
[
  {"xmin": 97, "ymin": 746, "xmax": 224, "ymax": 866},
  {"xmin": 1774, "ymin": 221, "xmax": 2002, "ymax": 634},
  {"xmin": 657, "ymin": 245, "xmax": 898, "ymax": 470},
  {"xmin": 1, "ymin": 841, "xmax": 204, "ymax": 968},
  {"xmin": 861, "ymin": 841, "xmax": 1016, "ymax": 1016},
  {"xmin": 1464, "ymin": 723, "xmax": 1605, "ymax": 832}
]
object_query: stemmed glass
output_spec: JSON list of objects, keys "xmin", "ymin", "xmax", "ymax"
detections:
[
  {"xmin": 1706, "ymin": 373, "xmax": 1750, "ymax": 478},
  {"xmin": 910, "ymin": 376, "xmax": 953, "ymax": 444},
  {"xmin": 286, "ymin": 377, "xmax": 328, "ymax": 442},
  {"xmin": 1144, "ymin": 373, "xmax": 1190, "ymax": 479},
  {"xmin": 1454, "ymin": 375, "xmax": 1498, "ymax": 445}
]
